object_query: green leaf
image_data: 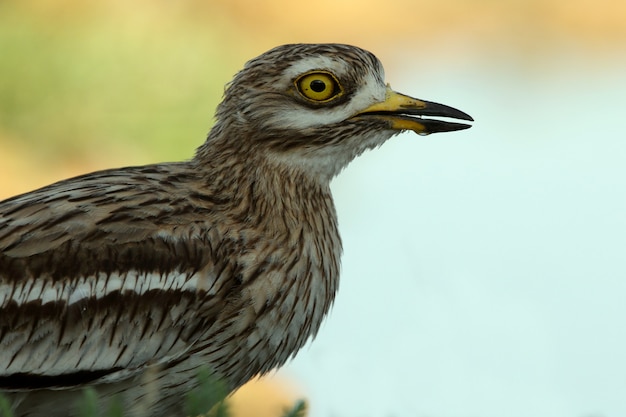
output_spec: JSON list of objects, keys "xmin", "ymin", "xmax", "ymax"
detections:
[
  {"xmin": 0, "ymin": 393, "xmax": 14, "ymax": 417},
  {"xmin": 282, "ymin": 399, "xmax": 307, "ymax": 417},
  {"xmin": 78, "ymin": 388, "xmax": 99, "ymax": 417},
  {"xmin": 184, "ymin": 368, "xmax": 229, "ymax": 417}
]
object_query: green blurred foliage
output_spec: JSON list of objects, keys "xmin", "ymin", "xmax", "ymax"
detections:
[
  {"xmin": 0, "ymin": 369, "xmax": 306, "ymax": 417},
  {"xmin": 0, "ymin": 1, "xmax": 247, "ymax": 165},
  {"xmin": 185, "ymin": 368, "xmax": 229, "ymax": 417}
]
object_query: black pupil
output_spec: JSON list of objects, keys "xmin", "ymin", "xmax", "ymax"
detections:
[{"xmin": 310, "ymin": 79, "xmax": 326, "ymax": 93}]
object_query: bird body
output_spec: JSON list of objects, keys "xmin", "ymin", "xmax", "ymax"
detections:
[
  {"xmin": 0, "ymin": 44, "xmax": 472, "ymax": 416},
  {"xmin": 1, "ymin": 160, "xmax": 340, "ymax": 416}
]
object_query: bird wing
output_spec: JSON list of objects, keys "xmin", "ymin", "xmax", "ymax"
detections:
[{"xmin": 0, "ymin": 164, "xmax": 233, "ymax": 389}]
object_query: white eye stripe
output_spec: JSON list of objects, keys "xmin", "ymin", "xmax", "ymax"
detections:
[
  {"xmin": 284, "ymin": 55, "xmax": 347, "ymax": 81},
  {"xmin": 263, "ymin": 71, "xmax": 386, "ymax": 130}
]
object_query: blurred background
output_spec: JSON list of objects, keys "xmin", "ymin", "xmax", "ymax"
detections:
[{"xmin": 1, "ymin": 0, "xmax": 626, "ymax": 416}]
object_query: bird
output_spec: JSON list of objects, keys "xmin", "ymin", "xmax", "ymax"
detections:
[{"xmin": 0, "ymin": 43, "xmax": 473, "ymax": 416}]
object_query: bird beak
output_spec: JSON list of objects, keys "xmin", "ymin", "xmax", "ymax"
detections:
[{"xmin": 355, "ymin": 86, "xmax": 474, "ymax": 134}]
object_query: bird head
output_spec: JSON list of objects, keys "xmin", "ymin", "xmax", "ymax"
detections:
[{"xmin": 201, "ymin": 44, "xmax": 473, "ymax": 181}]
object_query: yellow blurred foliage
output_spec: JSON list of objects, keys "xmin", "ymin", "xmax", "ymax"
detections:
[
  {"xmin": 6, "ymin": 0, "xmax": 626, "ymax": 43},
  {"xmin": 228, "ymin": 377, "xmax": 304, "ymax": 417}
]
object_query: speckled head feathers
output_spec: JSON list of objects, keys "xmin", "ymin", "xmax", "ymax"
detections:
[{"xmin": 197, "ymin": 43, "xmax": 472, "ymax": 180}]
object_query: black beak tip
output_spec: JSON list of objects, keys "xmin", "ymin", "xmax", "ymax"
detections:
[
  {"xmin": 420, "ymin": 119, "xmax": 473, "ymax": 134},
  {"xmin": 461, "ymin": 112, "xmax": 475, "ymax": 122},
  {"xmin": 418, "ymin": 100, "xmax": 474, "ymax": 122}
]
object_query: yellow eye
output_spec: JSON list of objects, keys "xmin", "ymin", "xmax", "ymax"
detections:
[{"xmin": 295, "ymin": 71, "xmax": 343, "ymax": 102}]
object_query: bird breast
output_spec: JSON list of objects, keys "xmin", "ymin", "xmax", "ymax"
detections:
[{"xmin": 197, "ymin": 179, "xmax": 343, "ymax": 388}]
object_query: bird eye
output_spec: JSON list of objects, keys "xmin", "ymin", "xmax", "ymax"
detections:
[{"xmin": 295, "ymin": 71, "xmax": 343, "ymax": 102}]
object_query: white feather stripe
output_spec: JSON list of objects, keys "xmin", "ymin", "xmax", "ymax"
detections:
[
  {"xmin": 1, "ymin": 276, "xmax": 203, "ymax": 377},
  {"xmin": 1, "ymin": 270, "xmax": 202, "ymax": 308}
]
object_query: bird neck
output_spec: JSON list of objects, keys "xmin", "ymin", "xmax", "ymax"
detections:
[
  {"xmin": 191, "ymin": 138, "xmax": 342, "ymax": 383},
  {"xmin": 193, "ymin": 138, "xmax": 336, "ymax": 237}
]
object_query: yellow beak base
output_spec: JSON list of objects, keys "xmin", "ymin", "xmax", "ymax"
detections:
[{"xmin": 354, "ymin": 87, "xmax": 473, "ymax": 134}]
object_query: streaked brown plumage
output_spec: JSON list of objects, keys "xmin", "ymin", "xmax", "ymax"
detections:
[{"xmin": 0, "ymin": 43, "xmax": 472, "ymax": 416}]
